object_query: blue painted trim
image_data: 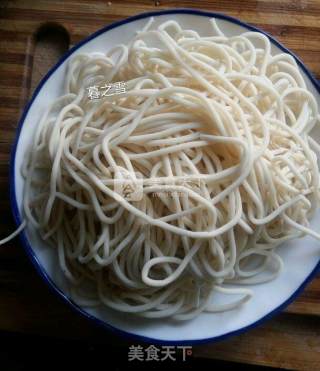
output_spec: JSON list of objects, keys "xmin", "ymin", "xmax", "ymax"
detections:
[{"xmin": 9, "ymin": 8, "xmax": 320, "ymax": 345}]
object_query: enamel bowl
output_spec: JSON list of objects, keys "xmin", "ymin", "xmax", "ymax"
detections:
[{"xmin": 10, "ymin": 9, "xmax": 320, "ymax": 344}]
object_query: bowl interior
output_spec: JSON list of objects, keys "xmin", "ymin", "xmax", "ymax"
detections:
[{"xmin": 12, "ymin": 11, "xmax": 320, "ymax": 343}]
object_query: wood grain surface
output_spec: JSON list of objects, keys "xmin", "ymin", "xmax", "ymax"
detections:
[{"xmin": 0, "ymin": 1, "xmax": 320, "ymax": 369}]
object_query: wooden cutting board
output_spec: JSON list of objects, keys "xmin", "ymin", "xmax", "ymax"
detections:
[{"xmin": 0, "ymin": 1, "xmax": 320, "ymax": 369}]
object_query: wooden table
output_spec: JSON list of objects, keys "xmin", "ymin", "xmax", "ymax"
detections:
[{"xmin": 0, "ymin": 1, "xmax": 319, "ymax": 369}]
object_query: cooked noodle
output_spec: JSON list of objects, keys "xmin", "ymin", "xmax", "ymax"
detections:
[{"xmin": 2, "ymin": 18, "xmax": 320, "ymax": 320}]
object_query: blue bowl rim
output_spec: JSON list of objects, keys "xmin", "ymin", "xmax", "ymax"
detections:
[{"xmin": 9, "ymin": 8, "xmax": 320, "ymax": 345}]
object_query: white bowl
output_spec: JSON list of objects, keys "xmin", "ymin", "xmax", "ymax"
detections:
[{"xmin": 10, "ymin": 9, "xmax": 320, "ymax": 344}]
